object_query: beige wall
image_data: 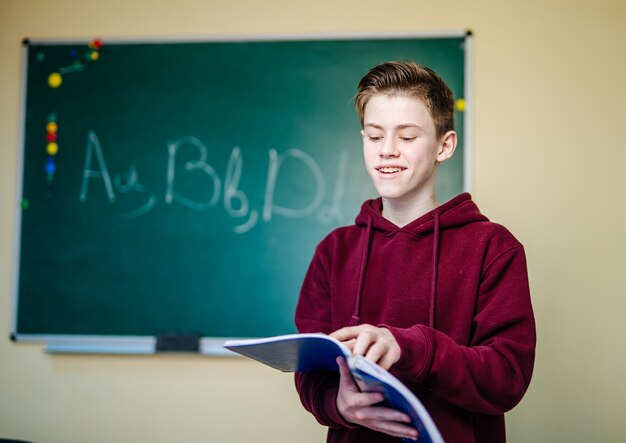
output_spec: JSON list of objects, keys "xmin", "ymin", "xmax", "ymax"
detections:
[{"xmin": 1, "ymin": 1, "xmax": 625, "ymax": 441}]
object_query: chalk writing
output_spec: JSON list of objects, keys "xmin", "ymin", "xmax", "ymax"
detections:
[
  {"xmin": 165, "ymin": 136, "xmax": 221, "ymax": 210},
  {"xmin": 263, "ymin": 148, "xmax": 325, "ymax": 222},
  {"xmin": 79, "ymin": 131, "xmax": 115, "ymax": 202},
  {"xmin": 79, "ymin": 131, "xmax": 353, "ymax": 233},
  {"xmin": 224, "ymin": 147, "xmax": 259, "ymax": 234}
]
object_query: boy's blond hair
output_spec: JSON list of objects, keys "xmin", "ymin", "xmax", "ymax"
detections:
[{"xmin": 355, "ymin": 61, "xmax": 455, "ymax": 137}]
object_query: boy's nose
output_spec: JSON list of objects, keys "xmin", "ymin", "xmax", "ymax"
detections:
[{"xmin": 379, "ymin": 139, "xmax": 400, "ymax": 158}]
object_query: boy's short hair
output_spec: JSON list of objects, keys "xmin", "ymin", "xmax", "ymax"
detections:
[{"xmin": 355, "ymin": 61, "xmax": 455, "ymax": 137}]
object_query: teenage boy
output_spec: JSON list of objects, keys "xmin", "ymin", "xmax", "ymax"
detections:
[{"xmin": 294, "ymin": 61, "xmax": 536, "ymax": 442}]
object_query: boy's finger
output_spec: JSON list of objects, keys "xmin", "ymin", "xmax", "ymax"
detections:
[
  {"xmin": 352, "ymin": 330, "xmax": 375, "ymax": 356},
  {"xmin": 336, "ymin": 357, "xmax": 384, "ymax": 405},
  {"xmin": 330, "ymin": 326, "xmax": 362, "ymax": 341},
  {"xmin": 336, "ymin": 357, "xmax": 356, "ymax": 390},
  {"xmin": 364, "ymin": 341, "xmax": 385, "ymax": 364},
  {"xmin": 342, "ymin": 338, "xmax": 357, "ymax": 351},
  {"xmin": 376, "ymin": 347, "xmax": 401, "ymax": 371}
]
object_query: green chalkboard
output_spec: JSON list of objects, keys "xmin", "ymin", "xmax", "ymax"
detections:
[{"xmin": 14, "ymin": 34, "xmax": 469, "ymax": 344}]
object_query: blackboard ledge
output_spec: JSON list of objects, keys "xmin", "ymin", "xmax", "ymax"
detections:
[
  {"xmin": 12, "ymin": 334, "xmax": 248, "ymax": 356},
  {"xmin": 12, "ymin": 334, "xmax": 155, "ymax": 354}
]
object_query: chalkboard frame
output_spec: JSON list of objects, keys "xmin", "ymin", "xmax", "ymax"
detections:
[{"xmin": 11, "ymin": 31, "xmax": 473, "ymax": 354}]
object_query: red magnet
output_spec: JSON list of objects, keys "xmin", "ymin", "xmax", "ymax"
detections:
[{"xmin": 89, "ymin": 39, "xmax": 104, "ymax": 49}]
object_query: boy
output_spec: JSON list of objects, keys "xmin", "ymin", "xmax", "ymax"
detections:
[{"xmin": 294, "ymin": 61, "xmax": 536, "ymax": 442}]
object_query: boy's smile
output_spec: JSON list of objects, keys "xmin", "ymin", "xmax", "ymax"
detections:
[
  {"xmin": 361, "ymin": 94, "xmax": 456, "ymax": 215},
  {"xmin": 376, "ymin": 165, "xmax": 407, "ymax": 174}
]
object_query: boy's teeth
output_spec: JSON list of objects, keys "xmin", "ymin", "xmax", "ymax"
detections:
[{"xmin": 380, "ymin": 167, "xmax": 402, "ymax": 173}]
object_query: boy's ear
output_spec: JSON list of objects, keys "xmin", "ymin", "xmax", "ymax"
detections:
[{"xmin": 436, "ymin": 130, "xmax": 457, "ymax": 163}]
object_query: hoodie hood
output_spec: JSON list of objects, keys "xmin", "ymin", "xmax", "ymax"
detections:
[
  {"xmin": 350, "ymin": 193, "xmax": 489, "ymax": 328},
  {"xmin": 355, "ymin": 192, "xmax": 488, "ymax": 235}
]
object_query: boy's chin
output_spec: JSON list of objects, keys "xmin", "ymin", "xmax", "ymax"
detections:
[
  {"xmin": 372, "ymin": 184, "xmax": 409, "ymax": 201},
  {"xmin": 376, "ymin": 191, "xmax": 410, "ymax": 202}
]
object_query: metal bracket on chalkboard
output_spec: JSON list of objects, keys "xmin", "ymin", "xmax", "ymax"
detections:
[{"xmin": 156, "ymin": 334, "xmax": 200, "ymax": 352}]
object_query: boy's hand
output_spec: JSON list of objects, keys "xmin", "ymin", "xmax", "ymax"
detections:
[
  {"xmin": 331, "ymin": 324, "xmax": 401, "ymax": 370},
  {"xmin": 336, "ymin": 357, "xmax": 418, "ymax": 441}
]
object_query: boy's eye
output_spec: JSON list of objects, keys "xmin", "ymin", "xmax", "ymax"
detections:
[
  {"xmin": 399, "ymin": 135, "xmax": 418, "ymax": 142},
  {"xmin": 362, "ymin": 132, "xmax": 383, "ymax": 142}
]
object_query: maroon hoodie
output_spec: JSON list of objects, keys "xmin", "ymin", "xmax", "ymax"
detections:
[{"xmin": 294, "ymin": 193, "xmax": 536, "ymax": 443}]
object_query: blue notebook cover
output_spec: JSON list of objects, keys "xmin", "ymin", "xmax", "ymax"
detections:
[
  {"xmin": 224, "ymin": 333, "xmax": 444, "ymax": 443},
  {"xmin": 349, "ymin": 355, "xmax": 444, "ymax": 443},
  {"xmin": 224, "ymin": 333, "xmax": 350, "ymax": 372}
]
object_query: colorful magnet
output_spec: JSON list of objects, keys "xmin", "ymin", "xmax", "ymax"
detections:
[
  {"xmin": 48, "ymin": 72, "xmax": 63, "ymax": 88},
  {"xmin": 45, "ymin": 158, "xmax": 56, "ymax": 175},
  {"xmin": 89, "ymin": 39, "xmax": 104, "ymax": 49},
  {"xmin": 455, "ymin": 98, "xmax": 466, "ymax": 112},
  {"xmin": 85, "ymin": 50, "xmax": 100, "ymax": 61},
  {"xmin": 36, "ymin": 52, "xmax": 45, "ymax": 62},
  {"xmin": 47, "ymin": 142, "xmax": 59, "ymax": 156},
  {"xmin": 46, "ymin": 122, "xmax": 58, "ymax": 134},
  {"xmin": 44, "ymin": 115, "xmax": 59, "ymax": 184},
  {"xmin": 21, "ymin": 199, "xmax": 30, "ymax": 210}
]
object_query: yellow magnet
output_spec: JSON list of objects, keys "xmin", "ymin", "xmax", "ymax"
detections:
[
  {"xmin": 48, "ymin": 72, "xmax": 63, "ymax": 88},
  {"xmin": 47, "ymin": 142, "xmax": 59, "ymax": 156}
]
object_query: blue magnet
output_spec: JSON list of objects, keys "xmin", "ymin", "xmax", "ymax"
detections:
[{"xmin": 45, "ymin": 158, "xmax": 56, "ymax": 175}]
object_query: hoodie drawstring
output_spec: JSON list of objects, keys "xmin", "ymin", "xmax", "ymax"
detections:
[
  {"xmin": 350, "ymin": 211, "xmax": 441, "ymax": 329},
  {"xmin": 429, "ymin": 211, "xmax": 441, "ymax": 329},
  {"xmin": 350, "ymin": 215, "xmax": 373, "ymax": 326}
]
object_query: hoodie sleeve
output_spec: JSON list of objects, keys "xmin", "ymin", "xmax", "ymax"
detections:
[
  {"xmin": 385, "ymin": 244, "xmax": 536, "ymax": 415},
  {"xmin": 293, "ymin": 239, "xmax": 358, "ymax": 429}
]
